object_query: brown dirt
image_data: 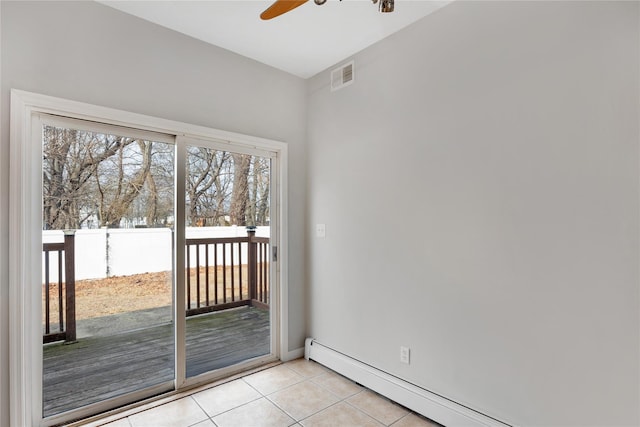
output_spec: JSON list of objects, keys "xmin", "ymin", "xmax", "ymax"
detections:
[
  {"xmin": 43, "ymin": 271, "xmax": 172, "ymax": 322},
  {"xmin": 42, "ymin": 266, "xmax": 258, "ymax": 323}
]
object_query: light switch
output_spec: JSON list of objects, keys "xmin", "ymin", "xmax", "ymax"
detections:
[{"xmin": 316, "ymin": 223, "xmax": 326, "ymax": 238}]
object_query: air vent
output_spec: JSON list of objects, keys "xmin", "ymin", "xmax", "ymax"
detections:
[{"xmin": 331, "ymin": 60, "xmax": 354, "ymax": 92}]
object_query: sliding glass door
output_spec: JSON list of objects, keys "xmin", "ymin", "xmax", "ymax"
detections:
[
  {"xmin": 182, "ymin": 141, "xmax": 273, "ymax": 380},
  {"xmin": 37, "ymin": 114, "xmax": 279, "ymax": 423},
  {"xmin": 41, "ymin": 116, "xmax": 176, "ymax": 417}
]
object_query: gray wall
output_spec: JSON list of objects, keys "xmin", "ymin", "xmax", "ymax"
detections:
[
  {"xmin": 0, "ymin": 2, "xmax": 307, "ymax": 425},
  {"xmin": 306, "ymin": 1, "xmax": 639, "ymax": 426}
]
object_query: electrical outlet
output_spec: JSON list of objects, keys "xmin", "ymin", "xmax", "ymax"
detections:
[
  {"xmin": 400, "ymin": 346, "xmax": 410, "ymax": 364},
  {"xmin": 316, "ymin": 223, "xmax": 326, "ymax": 238}
]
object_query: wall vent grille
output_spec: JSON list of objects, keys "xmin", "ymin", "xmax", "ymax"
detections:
[{"xmin": 331, "ymin": 61, "xmax": 354, "ymax": 92}]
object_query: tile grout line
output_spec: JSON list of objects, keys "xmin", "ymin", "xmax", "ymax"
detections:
[
  {"xmin": 295, "ymin": 364, "xmax": 369, "ymax": 424},
  {"xmin": 194, "ymin": 364, "xmax": 314, "ymax": 425},
  {"xmin": 342, "ymin": 398, "xmax": 389, "ymax": 426},
  {"xmin": 101, "ymin": 360, "xmax": 434, "ymax": 427},
  {"xmin": 295, "ymin": 399, "xmax": 349, "ymax": 426},
  {"xmin": 97, "ymin": 362, "xmax": 283, "ymax": 426},
  {"xmin": 196, "ymin": 386, "xmax": 264, "ymax": 421},
  {"xmin": 187, "ymin": 394, "xmax": 215, "ymax": 427},
  {"xmin": 264, "ymin": 370, "xmax": 366, "ymax": 426}
]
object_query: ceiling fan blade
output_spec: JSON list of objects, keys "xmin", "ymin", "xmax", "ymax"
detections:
[{"xmin": 260, "ymin": 0, "xmax": 309, "ymax": 20}]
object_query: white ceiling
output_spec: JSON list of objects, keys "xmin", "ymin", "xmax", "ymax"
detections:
[{"xmin": 99, "ymin": 0, "xmax": 450, "ymax": 79}]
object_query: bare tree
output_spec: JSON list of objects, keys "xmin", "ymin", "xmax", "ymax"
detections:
[
  {"xmin": 95, "ymin": 139, "xmax": 153, "ymax": 228},
  {"xmin": 229, "ymin": 154, "xmax": 251, "ymax": 225},
  {"xmin": 43, "ymin": 127, "xmax": 134, "ymax": 229},
  {"xmin": 245, "ymin": 156, "xmax": 270, "ymax": 226},
  {"xmin": 255, "ymin": 157, "xmax": 270, "ymax": 225},
  {"xmin": 43, "ymin": 123, "xmax": 269, "ymax": 231},
  {"xmin": 186, "ymin": 148, "xmax": 231, "ymax": 226},
  {"xmin": 135, "ymin": 143, "xmax": 175, "ymax": 227}
]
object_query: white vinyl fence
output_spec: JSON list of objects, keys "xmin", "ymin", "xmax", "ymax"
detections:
[{"xmin": 42, "ymin": 226, "xmax": 269, "ymax": 282}]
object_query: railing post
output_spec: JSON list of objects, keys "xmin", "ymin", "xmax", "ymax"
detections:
[
  {"xmin": 247, "ymin": 227, "xmax": 257, "ymax": 302},
  {"xmin": 63, "ymin": 230, "xmax": 77, "ymax": 343}
]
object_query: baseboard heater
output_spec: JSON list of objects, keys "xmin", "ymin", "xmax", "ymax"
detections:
[{"xmin": 304, "ymin": 338, "xmax": 510, "ymax": 427}]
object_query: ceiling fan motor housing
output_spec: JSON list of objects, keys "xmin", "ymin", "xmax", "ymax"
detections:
[{"xmin": 380, "ymin": 0, "xmax": 394, "ymax": 13}]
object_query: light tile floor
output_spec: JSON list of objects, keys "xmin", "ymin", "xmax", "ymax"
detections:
[{"xmin": 87, "ymin": 359, "xmax": 442, "ymax": 427}]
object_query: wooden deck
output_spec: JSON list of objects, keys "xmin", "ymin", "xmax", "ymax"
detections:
[{"xmin": 43, "ymin": 306, "xmax": 270, "ymax": 418}]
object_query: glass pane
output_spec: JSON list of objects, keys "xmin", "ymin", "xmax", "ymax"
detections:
[
  {"xmin": 184, "ymin": 146, "xmax": 271, "ymax": 378},
  {"xmin": 41, "ymin": 124, "xmax": 175, "ymax": 417}
]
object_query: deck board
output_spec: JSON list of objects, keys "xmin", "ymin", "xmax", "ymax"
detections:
[{"xmin": 43, "ymin": 306, "xmax": 270, "ymax": 417}]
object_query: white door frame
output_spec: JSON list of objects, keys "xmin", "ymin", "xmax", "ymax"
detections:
[{"xmin": 9, "ymin": 89, "xmax": 289, "ymax": 426}]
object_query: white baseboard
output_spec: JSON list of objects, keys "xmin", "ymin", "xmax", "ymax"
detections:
[
  {"xmin": 281, "ymin": 347, "xmax": 305, "ymax": 362},
  {"xmin": 305, "ymin": 339, "xmax": 510, "ymax": 427}
]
